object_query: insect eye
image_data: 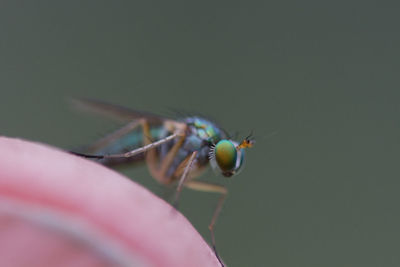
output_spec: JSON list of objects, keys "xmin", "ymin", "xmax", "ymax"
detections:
[{"xmin": 214, "ymin": 140, "xmax": 237, "ymax": 172}]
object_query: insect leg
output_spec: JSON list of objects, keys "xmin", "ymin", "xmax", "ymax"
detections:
[
  {"xmin": 141, "ymin": 119, "xmax": 166, "ymax": 183},
  {"xmin": 143, "ymin": 121, "xmax": 187, "ymax": 184},
  {"xmin": 172, "ymin": 151, "xmax": 198, "ymax": 208},
  {"xmin": 71, "ymin": 132, "xmax": 181, "ymax": 160},
  {"xmin": 184, "ymin": 180, "xmax": 227, "ymax": 267},
  {"xmin": 158, "ymin": 133, "xmax": 186, "ymax": 177}
]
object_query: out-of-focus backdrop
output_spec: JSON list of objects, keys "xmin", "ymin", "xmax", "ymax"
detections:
[{"xmin": 1, "ymin": 1, "xmax": 399, "ymax": 266}]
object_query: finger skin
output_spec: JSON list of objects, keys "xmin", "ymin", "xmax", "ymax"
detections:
[{"xmin": 0, "ymin": 137, "xmax": 220, "ymax": 267}]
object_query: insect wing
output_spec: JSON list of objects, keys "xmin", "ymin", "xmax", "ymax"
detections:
[
  {"xmin": 70, "ymin": 98, "xmax": 167, "ymax": 123},
  {"xmin": 72, "ymin": 99, "xmax": 185, "ymax": 168}
]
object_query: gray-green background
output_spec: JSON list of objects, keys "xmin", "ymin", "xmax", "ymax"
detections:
[{"xmin": 1, "ymin": 1, "xmax": 399, "ymax": 266}]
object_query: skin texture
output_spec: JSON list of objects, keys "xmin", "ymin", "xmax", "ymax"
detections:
[{"xmin": 0, "ymin": 137, "xmax": 220, "ymax": 267}]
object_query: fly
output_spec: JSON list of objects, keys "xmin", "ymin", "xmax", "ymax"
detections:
[{"xmin": 70, "ymin": 98, "xmax": 254, "ymax": 267}]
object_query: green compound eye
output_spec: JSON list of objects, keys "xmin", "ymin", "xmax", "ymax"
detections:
[{"xmin": 215, "ymin": 140, "xmax": 237, "ymax": 172}]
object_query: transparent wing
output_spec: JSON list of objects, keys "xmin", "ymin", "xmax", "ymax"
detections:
[
  {"xmin": 70, "ymin": 98, "xmax": 168, "ymax": 123},
  {"xmin": 70, "ymin": 98, "xmax": 186, "ymax": 168}
]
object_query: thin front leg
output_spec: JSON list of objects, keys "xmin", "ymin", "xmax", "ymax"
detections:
[
  {"xmin": 184, "ymin": 180, "xmax": 228, "ymax": 267},
  {"xmin": 71, "ymin": 132, "xmax": 181, "ymax": 159},
  {"xmin": 172, "ymin": 151, "xmax": 198, "ymax": 208},
  {"xmin": 159, "ymin": 133, "xmax": 186, "ymax": 177}
]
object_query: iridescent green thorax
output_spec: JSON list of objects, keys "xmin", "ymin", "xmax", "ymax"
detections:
[{"xmin": 186, "ymin": 117, "xmax": 225, "ymax": 144}]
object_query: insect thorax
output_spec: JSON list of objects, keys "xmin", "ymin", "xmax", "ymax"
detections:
[{"xmin": 159, "ymin": 117, "xmax": 226, "ymax": 179}]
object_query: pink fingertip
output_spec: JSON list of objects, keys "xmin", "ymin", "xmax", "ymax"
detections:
[{"xmin": 0, "ymin": 137, "xmax": 221, "ymax": 267}]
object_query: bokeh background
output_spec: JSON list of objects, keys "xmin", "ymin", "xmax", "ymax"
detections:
[{"xmin": 1, "ymin": 1, "xmax": 399, "ymax": 266}]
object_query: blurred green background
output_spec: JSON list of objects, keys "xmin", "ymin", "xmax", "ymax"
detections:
[{"xmin": 1, "ymin": 1, "xmax": 399, "ymax": 266}]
